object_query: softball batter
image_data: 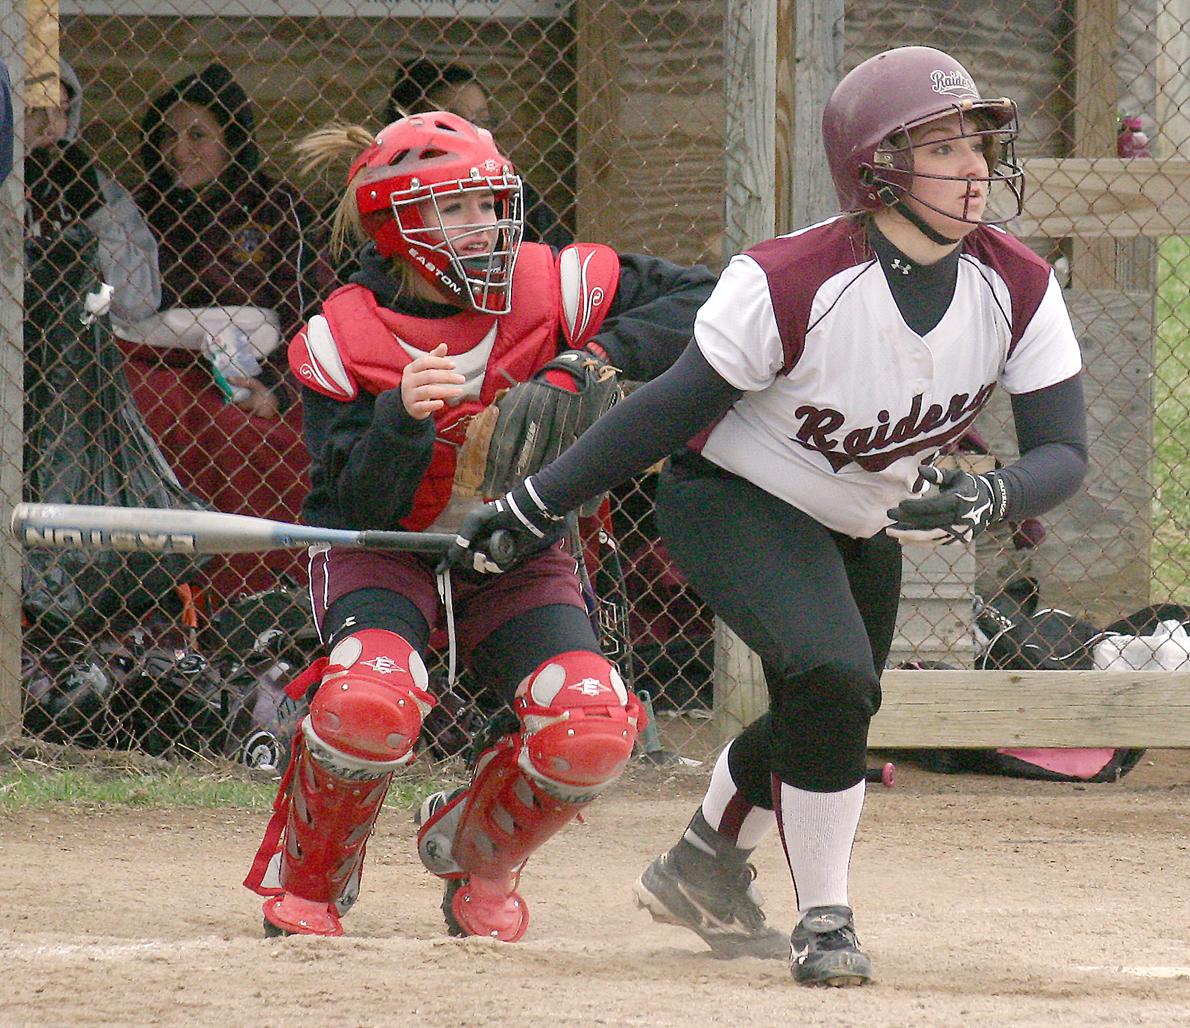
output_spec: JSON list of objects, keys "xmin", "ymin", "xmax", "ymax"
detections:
[{"xmin": 448, "ymin": 46, "xmax": 1088, "ymax": 986}]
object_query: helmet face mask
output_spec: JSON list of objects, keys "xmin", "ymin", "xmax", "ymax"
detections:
[
  {"xmin": 823, "ymin": 47, "xmax": 1025, "ymax": 228},
  {"xmin": 861, "ymin": 104, "xmax": 1024, "ymax": 227},
  {"xmin": 351, "ymin": 111, "xmax": 524, "ymax": 314},
  {"xmin": 391, "ymin": 174, "xmax": 524, "ymax": 314}
]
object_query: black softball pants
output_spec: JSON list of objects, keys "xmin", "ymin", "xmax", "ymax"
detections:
[{"xmin": 656, "ymin": 455, "xmax": 902, "ymax": 796}]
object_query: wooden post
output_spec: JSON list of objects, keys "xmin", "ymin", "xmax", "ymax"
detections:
[
  {"xmin": 23, "ymin": 0, "xmax": 57, "ymax": 109},
  {"xmin": 711, "ymin": 621, "xmax": 769, "ymax": 743},
  {"xmin": 574, "ymin": 0, "xmax": 625, "ymax": 247},
  {"xmin": 722, "ymin": 0, "xmax": 776, "ymax": 258},
  {"xmin": 1071, "ymin": 0, "xmax": 1121, "ymax": 290},
  {"xmin": 777, "ymin": 0, "xmax": 843, "ymax": 234},
  {"xmin": 713, "ymin": 0, "xmax": 843, "ymax": 745},
  {"xmin": 1155, "ymin": 0, "xmax": 1190, "ymax": 159},
  {"xmin": 712, "ymin": 1, "xmax": 777, "ymax": 745},
  {"xmin": 0, "ymin": 1, "xmax": 29, "ymax": 741}
]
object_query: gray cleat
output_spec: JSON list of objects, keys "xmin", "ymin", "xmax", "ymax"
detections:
[
  {"xmin": 633, "ymin": 844, "xmax": 789, "ymax": 960},
  {"xmin": 415, "ymin": 787, "xmax": 467, "ymax": 876},
  {"xmin": 416, "ymin": 788, "xmax": 470, "ymax": 936}
]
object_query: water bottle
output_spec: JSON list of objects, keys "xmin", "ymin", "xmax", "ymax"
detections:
[{"xmin": 204, "ymin": 326, "xmax": 260, "ymax": 404}]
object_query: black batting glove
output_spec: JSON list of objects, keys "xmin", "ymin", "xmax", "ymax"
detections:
[
  {"xmin": 886, "ymin": 464, "xmax": 1009, "ymax": 545},
  {"xmin": 442, "ymin": 476, "xmax": 565, "ymax": 573}
]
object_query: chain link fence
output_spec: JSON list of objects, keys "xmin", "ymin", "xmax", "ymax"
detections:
[{"xmin": 2, "ymin": 0, "xmax": 1188, "ymax": 768}]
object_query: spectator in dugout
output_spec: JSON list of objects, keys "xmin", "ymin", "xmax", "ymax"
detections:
[
  {"xmin": 386, "ymin": 59, "xmax": 571, "ymax": 250},
  {"xmin": 116, "ymin": 61, "xmax": 331, "ymax": 606}
]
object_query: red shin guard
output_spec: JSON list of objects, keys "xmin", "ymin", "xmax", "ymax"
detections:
[
  {"xmin": 420, "ymin": 651, "xmax": 644, "ymax": 941},
  {"xmin": 247, "ymin": 630, "xmax": 434, "ymax": 936},
  {"xmin": 261, "ymin": 733, "xmax": 393, "ymax": 936}
]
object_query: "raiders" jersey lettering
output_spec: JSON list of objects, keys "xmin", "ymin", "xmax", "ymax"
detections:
[{"xmin": 792, "ymin": 383, "xmax": 996, "ymax": 472}]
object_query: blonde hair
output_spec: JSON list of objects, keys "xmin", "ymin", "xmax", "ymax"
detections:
[{"xmin": 293, "ymin": 123, "xmax": 379, "ymax": 259}]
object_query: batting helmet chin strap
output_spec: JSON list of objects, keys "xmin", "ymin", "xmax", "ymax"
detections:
[
  {"xmin": 892, "ymin": 200, "xmax": 964, "ymax": 247},
  {"xmin": 245, "ymin": 629, "xmax": 435, "ymax": 937},
  {"xmin": 417, "ymin": 650, "xmax": 645, "ymax": 941}
]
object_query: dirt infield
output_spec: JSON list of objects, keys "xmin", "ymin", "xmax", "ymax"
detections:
[{"xmin": 1, "ymin": 751, "xmax": 1187, "ymax": 1027}]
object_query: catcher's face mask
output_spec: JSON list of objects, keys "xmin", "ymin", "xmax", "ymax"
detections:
[{"xmin": 351, "ymin": 111, "xmax": 524, "ymax": 314}]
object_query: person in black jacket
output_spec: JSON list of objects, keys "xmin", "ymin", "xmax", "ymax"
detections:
[{"xmin": 386, "ymin": 59, "xmax": 571, "ymax": 249}]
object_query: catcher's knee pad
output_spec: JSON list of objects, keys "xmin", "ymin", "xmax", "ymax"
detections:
[
  {"xmin": 252, "ymin": 631, "xmax": 435, "ymax": 935},
  {"xmin": 513, "ymin": 649, "xmax": 642, "ymax": 799},
  {"xmin": 427, "ymin": 651, "xmax": 642, "ymax": 882},
  {"xmin": 306, "ymin": 628, "xmax": 435, "ymax": 767}
]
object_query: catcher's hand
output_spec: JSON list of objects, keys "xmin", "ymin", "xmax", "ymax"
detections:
[
  {"xmin": 886, "ymin": 464, "xmax": 1009, "ymax": 545},
  {"xmin": 442, "ymin": 478, "xmax": 564, "ymax": 573},
  {"xmin": 455, "ymin": 349, "xmax": 620, "ymax": 500}
]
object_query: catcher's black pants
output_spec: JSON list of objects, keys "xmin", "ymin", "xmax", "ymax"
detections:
[{"xmin": 656, "ymin": 453, "xmax": 902, "ymax": 795}]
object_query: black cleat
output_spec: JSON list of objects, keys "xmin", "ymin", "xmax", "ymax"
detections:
[
  {"xmin": 788, "ymin": 905, "xmax": 873, "ymax": 987},
  {"xmin": 440, "ymin": 877, "xmax": 466, "ymax": 938},
  {"xmin": 633, "ymin": 848, "xmax": 789, "ymax": 960}
]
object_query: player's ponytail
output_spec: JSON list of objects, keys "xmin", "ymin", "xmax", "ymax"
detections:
[{"xmin": 293, "ymin": 123, "xmax": 377, "ymax": 259}]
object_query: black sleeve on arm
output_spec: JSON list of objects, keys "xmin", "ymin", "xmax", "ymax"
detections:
[
  {"xmin": 590, "ymin": 254, "xmax": 717, "ymax": 382},
  {"xmin": 533, "ymin": 340, "xmax": 742, "ymax": 513},
  {"xmin": 301, "ymin": 386, "xmax": 435, "ymax": 529},
  {"xmin": 997, "ymin": 373, "xmax": 1089, "ymax": 520}
]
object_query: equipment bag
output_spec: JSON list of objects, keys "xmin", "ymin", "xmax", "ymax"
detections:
[
  {"xmin": 971, "ymin": 591, "xmax": 1145, "ymax": 781},
  {"xmin": 203, "ymin": 585, "xmax": 322, "ymax": 770},
  {"xmin": 22, "ymin": 226, "xmax": 209, "ymax": 631}
]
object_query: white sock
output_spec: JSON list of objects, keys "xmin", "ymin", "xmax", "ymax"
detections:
[
  {"xmin": 775, "ymin": 779, "xmax": 865, "ymax": 913},
  {"xmin": 697, "ymin": 743, "xmax": 777, "ymax": 852}
]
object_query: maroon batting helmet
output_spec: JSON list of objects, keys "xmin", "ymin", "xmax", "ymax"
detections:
[{"xmin": 822, "ymin": 46, "xmax": 1024, "ymax": 223}]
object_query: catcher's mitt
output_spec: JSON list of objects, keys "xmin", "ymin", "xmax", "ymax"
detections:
[{"xmin": 455, "ymin": 349, "xmax": 620, "ymax": 501}]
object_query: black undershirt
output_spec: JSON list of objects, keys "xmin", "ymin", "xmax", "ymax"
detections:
[{"xmin": 867, "ymin": 222, "xmax": 960, "ymax": 336}]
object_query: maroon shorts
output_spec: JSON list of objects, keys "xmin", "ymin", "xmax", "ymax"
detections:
[{"xmin": 308, "ymin": 542, "xmax": 586, "ymax": 654}]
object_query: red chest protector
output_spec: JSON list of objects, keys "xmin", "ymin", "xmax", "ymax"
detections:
[{"xmin": 290, "ymin": 242, "xmax": 620, "ymax": 529}]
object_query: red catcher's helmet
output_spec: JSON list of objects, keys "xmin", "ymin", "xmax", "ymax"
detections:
[
  {"xmin": 822, "ymin": 46, "xmax": 1024, "ymax": 225},
  {"xmin": 350, "ymin": 111, "xmax": 524, "ymax": 314}
]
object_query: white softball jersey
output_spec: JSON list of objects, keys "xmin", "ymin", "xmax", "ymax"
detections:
[{"xmin": 693, "ymin": 216, "xmax": 1082, "ymax": 538}]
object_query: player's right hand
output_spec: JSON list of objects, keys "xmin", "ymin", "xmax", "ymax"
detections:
[
  {"xmin": 441, "ymin": 478, "xmax": 564, "ymax": 573},
  {"xmin": 402, "ymin": 342, "xmax": 465, "ymax": 419}
]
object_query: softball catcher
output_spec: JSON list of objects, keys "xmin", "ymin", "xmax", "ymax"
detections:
[{"xmin": 242, "ymin": 111, "xmax": 715, "ymax": 940}]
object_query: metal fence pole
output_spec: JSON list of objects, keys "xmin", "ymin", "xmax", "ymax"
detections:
[{"xmin": 0, "ymin": 1, "xmax": 26, "ymax": 740}]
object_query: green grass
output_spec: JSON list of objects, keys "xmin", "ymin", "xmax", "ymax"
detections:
[
  {"xmin": 0, "ymin": 764, "xmax": 454, "ymax": 814},
  {"xmin": 1153, "ymin": 236, "xmax": 1190, "ymax": 603}
]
